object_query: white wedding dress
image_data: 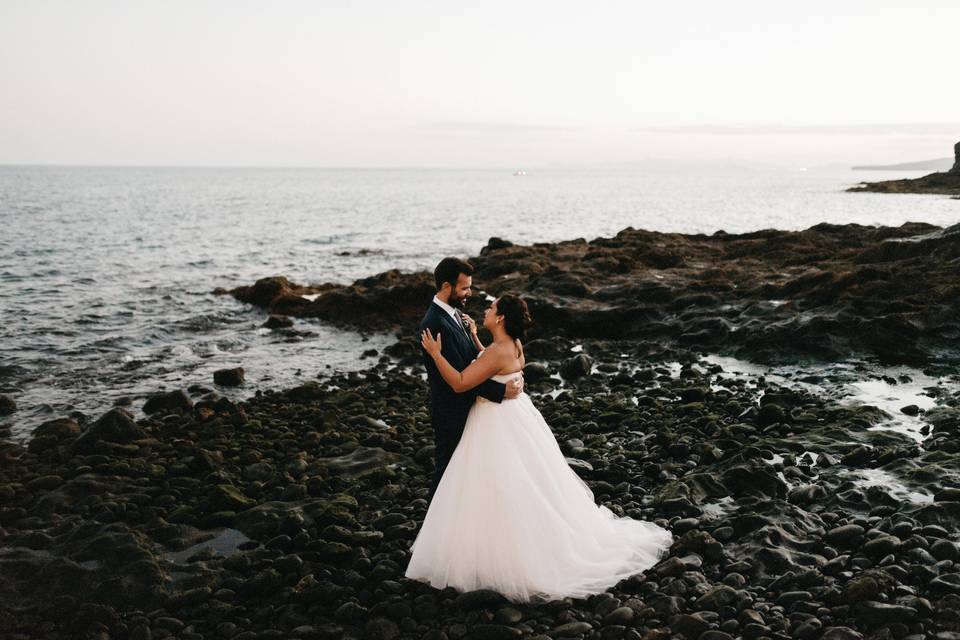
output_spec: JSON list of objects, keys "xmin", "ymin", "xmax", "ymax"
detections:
[{"xmin": 405, "ymin": 373, "xmax": 673, "ymax": 603}]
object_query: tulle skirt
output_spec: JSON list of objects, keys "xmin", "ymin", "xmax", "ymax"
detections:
[{"xmin": 405, "ymin": 384, "xmax": 672, "ymax": 603}]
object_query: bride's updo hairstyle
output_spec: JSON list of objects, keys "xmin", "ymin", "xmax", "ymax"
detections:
[{"xmin": 497, "ymin": 294, "xmax": 532, "ymax": 341}]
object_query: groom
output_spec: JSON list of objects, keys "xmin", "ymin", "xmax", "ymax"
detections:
[{"xmin": 420, "ymin": 257, "xmax": 523, "ymax": 503}]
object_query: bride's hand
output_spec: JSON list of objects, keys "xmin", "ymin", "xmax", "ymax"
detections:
[
  {"xmin": 421, "ymin": 329, "xmax": 442, "ymax": 357},
  {"xmin": 461, "ymin": 313, "xmax": 478, "ymax": 335}
]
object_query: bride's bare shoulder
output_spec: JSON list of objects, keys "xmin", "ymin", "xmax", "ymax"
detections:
[
  {"xmin": 484, "ymin": 341, "xmax": 509, "ymax": 356},
  {"xmin": 484, "ymin": 341, "xmax": 515, "ymax": 364}
]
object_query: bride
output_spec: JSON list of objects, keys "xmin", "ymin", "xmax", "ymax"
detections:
[{"xmin": 404, "ymin": 294, "xmax": 672, "ymax": 603}]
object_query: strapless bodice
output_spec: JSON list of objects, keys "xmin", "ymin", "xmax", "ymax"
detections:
[{"xmin": 476, "ymin": 371, "xmax": 525, "ymax": 403}]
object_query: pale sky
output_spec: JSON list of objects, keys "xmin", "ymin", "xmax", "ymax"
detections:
[{"xmin": 1, "ymin": 0, "xmax": 958, "ymax": 167}]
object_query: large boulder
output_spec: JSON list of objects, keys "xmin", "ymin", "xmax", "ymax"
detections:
[
  {"xmin": 213, "ymin": 367, "xmax": 244, "ymax": 387},
  {"xmin": 143, "ymin": 389, "xmax": 193, "ymax": 415},
  {"xmin": 28, "ymin": 418, "xmax": 81, "ymax": 453},
  {"xmin": 72, "ymin": 408, "xmax": 146, "ymax": 453},
  {"xmin": 559, "ymin": 354, "xmax": 593, "ymax": 380}
]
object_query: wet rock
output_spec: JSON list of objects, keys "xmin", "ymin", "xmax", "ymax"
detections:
[
  {"xmin": 312, "ymin": 447, "xmax": 412, "ymax": 479},
  {"xmin": 242, "ymin": 462, "xmax": 275, "ymax": 482},
  {"xmin": 854, "ymin": 601, "xmax": 917, "ymax": 624},
  {"xmin": 493, "ymin": 607, "xmax": 523, "ymax": 624},
  {"xmin": 226, "ymin": 276, "xmax": 304, "ymax": 308},
  {"xmin": 469, "ymin": 624, "xmax": 522, "ymax": 640},
  {"xmin": 669, "ymin": 613, "xmax": 712, "ymax": 638},
  {"xmin": 841, "ymin": 446, "xmax": 873, "ymax": 467},
  {"xmin": 654, "ymin": 555, "xmax": 700, "ymax": 578},
  {"xmin": 560, "ymin": 355, "xmax": 594, "ymax": 380},
  {"xmin": 72, "ymin": 408, "xmax": 145, "ymax": 453},
  {"xmin": 844, "ymin": 575, "xmax": 881, "ymax": 603},
  {"xmin": 165, "ymin": 586, "xmax": 212, "ymax": 608},
  {"xmin": 788, "ymin": 483, "xmax": 828, "ymax": 505},
  {"xmin": 826, "ymin": 524, "xmax": 865, "ymax": 547},
  {"xmin": 213, "ymin": 367, "xmax": 245, "ymax": 386},
  {"xmin": 929, "ymin": 574, "xmax": 960, "ymax": 595},
  {"xmin": 364, "ymin": 617, "xmax": 400, "ymax": 640},
  {"xmin": 25, "ymin": 475, "xmax": 63, "ymax": 491},
  {"xmin": 862, "ymin": 535, "xmax": 901, "ymax": 557},
  {"xmin": 698, "ymin": 632, "xmax": 734, "ymax": 640},
  {"xmin": 603, "ymin": 606, "xmax": 634, "ymax": 625},
  {"xmin": 756, "ymin": 403, "xmax": 785, "ymax": 427},
  {"xmin": 820, "ymin": 628, "xmax": 863, "ymax": 640},
  {"xmin": 522, "ymin": 362, "xmax": 552, "ymax": 383},
  {"xmin": 456, "ymin": 589, "xmax": 509, "ymax": 611},
  {"xmin": 696, "ymin": 585, "xmax": 739, "ymax": 610},
  {"xmin": 720, "ymin": 462, "xmax": 787, "ymax": 498},
  {"xmin": 934, "ymin": 488, "xmax": 960, "ymax": 502},
  {"xmin": 142, "ymin": 389, "xmax": 193, "ymax": 414},
  {"xmin": 263, "ymin": 314, "xmax": 294, "ymax": 329},
  {"xmin": 0, "ymin": 394, "xmax": 16, "ymax": 415},
  {"xmin": 208, "ymin": 484, "xmax": 255, "ymax": 511},
  {"xmin": 549, "ymin": 621, "xmax": 593, "ymax": 637},
  {"xmin": 28, "ymin": 417, "xmax": 81, "ymax": 453},
  {"xmin": 931, "ymin": 538, "xmax": 960, "ymax": 561}
]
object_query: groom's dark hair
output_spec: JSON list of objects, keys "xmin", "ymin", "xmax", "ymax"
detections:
[{"xmin": 434, "ymin": 257, "xmax": 474, "ymax": 291}]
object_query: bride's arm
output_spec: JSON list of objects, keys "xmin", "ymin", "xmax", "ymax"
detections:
[
  {"xmin": 421, "ymin": 329, "xmax": 503, "ymax": 393},
  {"xmin": 470, "ymin": 331, "xmax": 485, "ymax": 353}
]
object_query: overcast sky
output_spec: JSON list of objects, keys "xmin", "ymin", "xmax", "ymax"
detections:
[{"xmin": 1, "ymin": 0, "xmax": 958, "ymax": 167}]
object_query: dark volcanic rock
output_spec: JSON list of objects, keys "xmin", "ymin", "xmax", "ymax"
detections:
[
  {"xmin": 222, "ymin": 221, "xmax": 960, "ymax": 366},
  {"xmin": 219, "ymin": 271, "xmax": 433, "ymax": 332},
  {"xmin": 522, "ymin": 362, "xmax": 552, "ymax": 382},
  {"xmin": 72, "ymin": 407, "xmax": 145, "ymax": 453},
  {"xmin": 142, "ymin": 389, "xmax": 193, "ymax": 414},
  {"xmin": 456, "ymin": 589, "xmax": 508, "ymax": 611},
  {"xmin": 559, "ymin": 354, "xmax": 594, "ymax": 380},
  {"xmin": 6, "ymin": 298, "xmax": 960, "ymax": 638},
  {"xmin": 263, "ymin": 314, "xmax": 294, "ymax": 329},
  {"xmin": 213, "ymin": 367, "xmax": 245, "ymax": 386},
  {"xmin": 28, "ymin": 417, "xmax": 81, "ymax": 453}
]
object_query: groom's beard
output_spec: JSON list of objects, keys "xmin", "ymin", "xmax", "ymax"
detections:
[{"xmin": 448, "ymin": 294, "xmax": 467, "ymax": 309}]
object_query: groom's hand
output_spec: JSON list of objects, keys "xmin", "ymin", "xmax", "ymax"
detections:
[{"xmin": 504, "ymin": 375, "xmax": 524, "ymax": 399}]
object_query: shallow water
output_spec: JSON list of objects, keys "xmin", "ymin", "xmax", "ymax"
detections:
[
  {"xmin": 701, "ymin": 355, "xmax": 957, "ymax": 442},
  {"xmin": 164, "ymin": 528, "xmax": 252, "ymax": 565}
]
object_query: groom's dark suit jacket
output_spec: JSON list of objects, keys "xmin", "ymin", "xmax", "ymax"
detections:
[{"xmin": 420, "ymin": 301, "xmax": 506, "ymax": 502}]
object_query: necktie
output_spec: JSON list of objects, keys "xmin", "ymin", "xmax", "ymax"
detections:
[{"xmin": 455, "ymin": 312, "xmax": 470, "ymax": 337}]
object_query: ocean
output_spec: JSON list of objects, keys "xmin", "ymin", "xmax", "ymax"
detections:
[{"xmin": 2, "ymin": 164, "xmax": 957, "ymax": 440}]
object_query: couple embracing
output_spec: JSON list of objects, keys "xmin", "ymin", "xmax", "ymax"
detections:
[{"xmin": 404, "ymin": 257, "xmax": 672, "ymax": 603}]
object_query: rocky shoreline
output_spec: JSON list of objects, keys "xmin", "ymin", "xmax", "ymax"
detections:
[
  {"xmin": 2, "ymin": 340, "xmax": 960, "ymax": 639},
  {"xmin": 4, "ymin": 223, "xmax": 960, "ymax": 639},
  {"xmin": 218, "ymin": 221, "xmax": 960, "ymax": 369},
  {"xmin": 848, "ymin": 142, "xmax": 960, "ymax": 196}
]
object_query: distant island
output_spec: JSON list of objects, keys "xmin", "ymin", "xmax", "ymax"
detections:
[
  {"xmin": 852, "ymin": 157, "xmax": 953, "ymax": 171},
  {"xmin": 848, "ymin": 141, "xmax": 960, "ymax": 195}
]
